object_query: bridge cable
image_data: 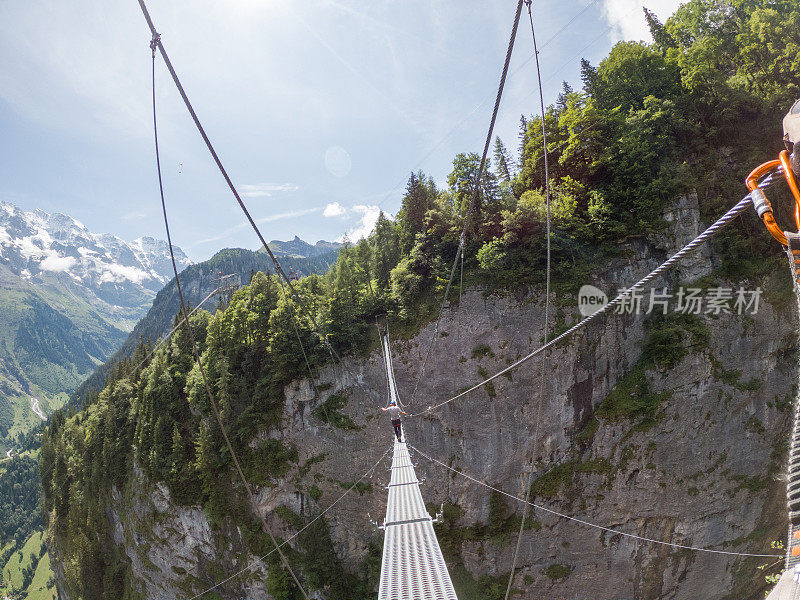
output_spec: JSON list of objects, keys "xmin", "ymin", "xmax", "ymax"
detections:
[
  {"xmin": 407, "ymin": 0, "xmax": 525, "ymax": 407},
  {"xmin": 384, "ymin": 318, "xmax": 404, "ymax": 407},
  {"xmin": 378, "ymin": 321, "xmax": 406, "ymax": 409},
  {"xmin": 376, "ymin": 321, "xmax": 395, "ymax": 407},
  {"xmin": 187, "ymin": 445, "xmax": 392, "ymax": 600},
  {"xmin": 410, "ymin": 174, "xmax": 779, "ymax": 417},
  {"xmin": 374, "ymin": 0, "xmax": 603, "ymax": 214},
  {"xmin": 505, "ymin": 2, "xmax": 551, "ymax": 596},
  {"xmin": 512, "ymin": 0, "xmax": 647, "ymax": 117},
  {"xmin": 458, "ymin": 246, "xmax": 464, "ymax": 306},
  {"xmin": 148, "ymin": 39, "xmax": 310, "ymax": 600},
  {"xmin": 408, "ymin": 444, "xmax": 783, "ymax": 558},
  {"xmin": 129, "ymin": 286, "xmax": 221, "ymax": 375},
  {"xmin": 135, "ymin": 0, "xmax": 374, "ymax": 407}
]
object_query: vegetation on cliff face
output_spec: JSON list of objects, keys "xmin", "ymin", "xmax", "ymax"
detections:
[
  {"xmin": 70, "ymin": 247, "xmax": 340, "ymax": 412},
  {"xmin": 40, "ymin": 0, "xmax": 800, "ymax": 597}
]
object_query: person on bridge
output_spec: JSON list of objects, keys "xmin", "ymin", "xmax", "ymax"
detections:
[{"xmin": 381, "ymin": 401, "xmax": 407, "ymax": 442}]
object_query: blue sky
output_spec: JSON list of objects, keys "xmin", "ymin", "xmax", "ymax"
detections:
[{"xmin": 0, "ymin": 0, "xmax": 681, "ymax": 262}]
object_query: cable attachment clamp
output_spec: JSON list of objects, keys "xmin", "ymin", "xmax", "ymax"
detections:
[
  {"xmin": 150, "ymin": 32, "xmax": 161, "ymax": 54},
  {"xmin": 746, "ymin": 151, "xmax": 800, "ymax": 246},
  {"xmin": 750, "ymin": 187, "xmax": 772, "ymax": 218}
]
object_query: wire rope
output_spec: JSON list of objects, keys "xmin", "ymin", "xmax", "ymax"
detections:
[
  {"xmin": 135, "ymin": 0, "xmax": 374, "ymax": 410},
  {"xmin": 407, "ymin": 0, "xmax": 525, "ymax": 408},
  {"xmin": 187, "ymin": 446, "xmax": 392, "ymax": 600},
  {"xmin": 148, "ymin": 38, "xmax": 310, "ymax": 599},
  {"xmin": 373, "ymin": 0, "xmax": 605, "ymax": 214},
  {"xmin": 505, "ymin": 3, "xmax": 551, "ymax": 596},
  {"xmin": 409, "ymin": 444, "xmax": 783, "ymax": 558},
  {"xmin": 130, "ymin": 286, "xmax": 220, "ymax": 374},
  {"xmin": 411, "ymin": 175, "xmax": 779, "ymax": 418}
]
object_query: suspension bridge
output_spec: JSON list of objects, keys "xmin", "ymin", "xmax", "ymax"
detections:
[{"xmin": 375, "ymin": 325, "xmax": 458, "ymax": 599}]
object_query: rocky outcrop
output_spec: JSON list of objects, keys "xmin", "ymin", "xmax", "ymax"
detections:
[{"xmin": 57, "ymin": 194, "xmax": 796, "ymax": 599}]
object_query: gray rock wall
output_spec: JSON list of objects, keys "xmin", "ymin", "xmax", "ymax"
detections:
[{"xmin": 83, "ymin": 193, "xmax": 796, "ymax": 599}]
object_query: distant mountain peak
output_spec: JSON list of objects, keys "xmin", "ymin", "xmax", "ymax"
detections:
[
  {"xmin": 265, "ymin": 236, "xmax": 342, "ymax": 260},
  {"xmin": 0, "ymin": 201, "xmax": 191, "ymax": 295}
]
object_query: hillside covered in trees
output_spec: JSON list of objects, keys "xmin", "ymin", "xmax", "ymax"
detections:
[
  {"xmin": 41, "ymin": 1, "xmax": 800, "ymax": 598},
  {"xmin": 70, "ymin": 247, "xmax": 339, "ymax": 412}
]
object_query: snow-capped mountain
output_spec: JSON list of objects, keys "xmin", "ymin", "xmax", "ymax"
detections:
[
  {"xmin": 0, "ymin": 200, "xmax": 194, "ymax": 455},
  {"xmin": 0, "ymin": 200, "xmax": 190, "ymax": 307}
]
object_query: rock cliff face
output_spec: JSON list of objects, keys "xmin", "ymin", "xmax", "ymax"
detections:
[{"xmin": 53, "ymin": 194, "xmax": 796, "ymax": 599}]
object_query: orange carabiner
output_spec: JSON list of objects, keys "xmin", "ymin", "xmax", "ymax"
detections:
[{"xmin": 746, "ymin": 150, "xmax": 800, "ymax": 246}]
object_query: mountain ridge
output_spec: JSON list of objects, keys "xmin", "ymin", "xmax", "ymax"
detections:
[
  {"xmin": 0, "ymin": 200, "xmax": 191, "ymax": 300},
  {"xmin": 266, "ymin": 235, "xmax": 341, "ymax": 260},
  {"xmin": 0, "ymin": 199, "xmax": 191, "ymax": 453}
]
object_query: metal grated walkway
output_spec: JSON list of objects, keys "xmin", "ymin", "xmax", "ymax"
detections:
[{"xmin": 378, "ymin": 440, "xmax": 458, "ymax": 600}]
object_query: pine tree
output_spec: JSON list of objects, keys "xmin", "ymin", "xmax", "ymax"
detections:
[
  {"xmin": 353, "ymin": 238, "xmax": 374, "ymax": 295},
  {"xmin": 580, "ymin": 58, "xmax": 597, "ymax": 94},
  {"xmin": 371, "ymin": 212, "xmax": 400, "ymax": 294},
  {"xmin": 327, "ymin": 253, "xmax": 366, "ymax": 351},
  {"xmin": 150, "ymin": 415, "xmax": 167, "ymax": 476},
  {"xmin": 194, "ymin": 420, "xmax": 216, "ymax": 498},
  {"xmin": 170, "ymin": 423, "xmax": 185, "ymax": 484},
  {"xmin": 397, "ymin": 171, "xmax": 434, "ymax": 252},
  {"xmin": 248, "ymin": 270, "xmax": 278, "ymax": 347},
  {"xmin": 518, "ymin": 115, "xmax": 529, "ymax": 160},
  {"xmin": 556, "ymin": 81, "xmax": 574, "ymax": 112},
  {"xmin": 447, "ymin": 153, "xmax": 501, "ymax": 233},
  {"xmin": 644, "ymin": 8, "xmax": 677, "ymax": 50},
  {"xmin": 493, "ymin": 137, "xmax": 514, "ymax": 183}
]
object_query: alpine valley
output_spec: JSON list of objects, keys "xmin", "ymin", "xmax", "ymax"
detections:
[
  {"xmin": 0, "ymin": 199, "xmax": 192, "ymax": 457},
  {"xmin": 0, "ymin": 198, "xmax": 339, "ymax": 599},
  {"xmin": 0, "ymin": 199, "xmax": 190, "ymax": 599},
  {"xmin": 4, "ymin": 0, "xmax": 800, "ymax": 597}
]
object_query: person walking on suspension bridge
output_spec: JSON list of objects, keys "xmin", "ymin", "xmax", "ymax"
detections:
[{"xmin": 381, "ymin": 401, "xmax": 407, "ymax": 442}]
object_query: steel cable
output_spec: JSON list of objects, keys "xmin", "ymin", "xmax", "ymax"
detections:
[
  {"xmin": 407, "ymin": 0, "xmax": 525, "ymax": 407},
  {"xmin": 505, "ymin": 3, "xmax": 551, "ymax": 596},
  {"xmin": 129, "ymin": 286, "xmax": 221, "ymax": 375},
  {"xmin": 135, "ymin": 0, "xmax": 374, "ymax": 411},
  {"xmin": 187, "ymin": 446, "xmax": 392, "ymax": 600},
  {"xmin": 409, "ymin": 444, "xmax": 783, "ymax": 558},
  {"xmin": 149, "ymin": 41, "xmax": 310, "ymax": 599},
  {"xmin": 412, "ymin": 175, "xmax": 778, "ymax": 418}
]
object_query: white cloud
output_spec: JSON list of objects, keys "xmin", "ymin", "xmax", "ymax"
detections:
[
  {"xmin": 601, "ymin": 0, "xmax": 682, "ymax": 42},
  {"xmin": 95, "ymin": 262, "xmax": 150, "ymax": 284},
  {"xmin": 255, "ymin": 207, "xmax": 319, "ymax": 225},
  {"xmin": 338, "ymin": 204, "xmax": 382, "ymax": 242},
  {"xmin": 39, "ymin": 254, "xmax": 77, "ymax": 272},
  {"xmin": 323, "ymin": 202, "xmax": 347, "ymax": 217},
  {"xmin": 18, "ymin": 233, "xmax": 50, "ymax": 260},
  {"xmin": 240, "ymin": 183, "xmax": 299, "ymax": 198}
]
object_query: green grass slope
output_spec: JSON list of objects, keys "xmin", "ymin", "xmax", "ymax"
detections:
[
  {"xmin": 0, "ymin": 530, "xmax": 57, "ymax": 599},
  {"xmin": 0, "ymin": 263, "xmax": 127, "ymax": 447},
  {"xmin": 27, "ymin": 552, "xmax": 58, "ymax": 600}
]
